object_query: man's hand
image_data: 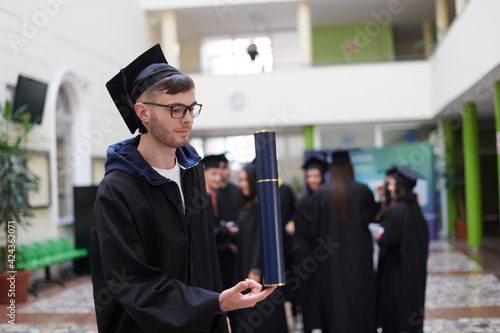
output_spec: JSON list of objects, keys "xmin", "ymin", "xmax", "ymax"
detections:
[{"xmin": 219, "ymin": 279, "xmax": 276, "ymax": 312}]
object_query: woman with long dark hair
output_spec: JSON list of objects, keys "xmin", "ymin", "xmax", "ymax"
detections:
[
  {"xmin": 373, "ymin": 165, "xmax": 429, "ymax": 333},
  {"xmin": 298, "ymin": 150, "xmax": 378, "ymax": 332}
]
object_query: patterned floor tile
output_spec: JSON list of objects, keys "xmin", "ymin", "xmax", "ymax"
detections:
[
  {"xmin": 0, "ymin": 323, "xmax": 98, "ymax": 333},
  {"xmin": 19, "ymin": 283, "xmax": 94, "ymax": 314},
  {"xmin": 0, "ymin": 239, "xmax": 498, "ymax": 333},
  {"xmin": 426, "ymin": 274, "xmax": 500, "ymax": 309},
  {"xmin": 428, "ymin": 251, "xmax": 483, "ymax": 273},
  {"xmin": 424, "ymin": 318, "xmax": 500, "ymax": 332},
  {"xmin": 429, "ymin": 240, "xmax": 456, "ymax": 252}
]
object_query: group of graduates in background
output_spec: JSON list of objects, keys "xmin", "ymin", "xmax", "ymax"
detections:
[{"xmin": 202, "ymin": 150, "xmax": 429, "ymax": 333}]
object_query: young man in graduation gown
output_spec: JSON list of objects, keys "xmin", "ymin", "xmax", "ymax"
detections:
[
  {"xmin": 91, "ymin": 44, "xmax": 275, "ymax": 333},
  {"xmin": 298, "ymin": 150, "xmax": 378, "ymax": 333},
  {"xmin": 373, "ymin": 165, "xmax": 429, "ymax": 333}
]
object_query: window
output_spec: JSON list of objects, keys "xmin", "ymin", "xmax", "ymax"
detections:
[
  {"xmin": 200, "ymin": 36, "xmax": 273, "ymax": 75},
  {"xmin": 56, "ymin": 85, "xmax": 74, "ymax": 224}
]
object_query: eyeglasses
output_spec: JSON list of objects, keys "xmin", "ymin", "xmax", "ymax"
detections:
[{"xmin": 143, "ymin": 102, "xmax": 202, "ymax": 119}]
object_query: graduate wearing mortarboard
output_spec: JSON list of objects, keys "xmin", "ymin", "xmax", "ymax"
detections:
[
  {"xmin": 293, "ymin": 154, "xmax": 329, "ymax": 246},
  {"xmin": 374, "ymin": 164, "xmax": 398, "ymax": 222},
  {"xmin": 216, "ymin": 153, "xmax": 244, "ymax": 228},
  {"xmin": 91, "ymin": 44, "xmax": 275, "ymax": 333},
  {"xmin": 291, "ymin": 154, "xmax": 328, "ymax": 327},
  {"xmin": 297, "ymin": 149, "xmax": 378, "ymax": 333},
  {"xmin": 373, "ymin": 165, "xmax": 429, "ymax": 333}
]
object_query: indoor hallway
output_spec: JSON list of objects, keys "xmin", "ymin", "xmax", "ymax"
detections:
[{"xmin": 0, "ymin": 237, "xmax": 499, "ymax": 332}]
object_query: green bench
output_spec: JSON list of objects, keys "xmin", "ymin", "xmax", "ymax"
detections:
[{"xmin": 17, "ymin": 236, "xmax": 88, "ymax": 293}]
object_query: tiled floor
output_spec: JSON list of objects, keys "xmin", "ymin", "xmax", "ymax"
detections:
[
  {"xmin": 0, "ymin": 237, "xmax": 499, "ymax": 332},
  {"xmin": 423, "ymin": 237, "xmax": 500, "ymax": 332}
]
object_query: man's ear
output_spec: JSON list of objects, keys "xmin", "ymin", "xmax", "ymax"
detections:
[{"xmin": 134, "ymin": 102, "xmax": 150, "ymax": 125}]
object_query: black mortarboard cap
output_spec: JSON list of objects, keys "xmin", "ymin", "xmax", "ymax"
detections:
[
  {"xmin": 330, "ymin": 149, "xmax": 352, "ymax": 166},
  {"xmin": 106, "ymin": 44, "xmax": 182, "ymax": 134},
  {"xmin": 302, "ymin": 156, "xmax": 328, "ymax": 174},
  {"xmin": 216, "ymin": 153, "xmax": 229, "ymax": 163},
  {"xmin": 391, "ymin": 165, "xmax": 425, "ymax": 189},
  {"xmin": 202, "ymin": 155, "xmax": 222, "ymax": 169},
  {"xmin": 385, "ymin": 164, "xmax": 398, "ymax": 176}
]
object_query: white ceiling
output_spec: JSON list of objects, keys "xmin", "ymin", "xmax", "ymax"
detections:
[
  {"xmin": 147, "ymin": 0, "xmax": 441, "ymax": 41},
  {"xmin": 147, "ymin": 0, "xmax": 500, "ymax": 132}
]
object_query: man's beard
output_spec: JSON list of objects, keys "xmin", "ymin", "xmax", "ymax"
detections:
[{"xmin": 149, "ymin": 110, "xmax": 190, "ymax": 148}]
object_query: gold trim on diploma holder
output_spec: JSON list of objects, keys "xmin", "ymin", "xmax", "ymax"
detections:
[
  {"xmin": 254, "ymin": 130, "xmax": 275, "ymax": 134},
  {"xmin": 257, "ymin": 179, "xmax": 279, "ymax": 183},
  {"xmin": 264, "ymin": 283, "xmax": 286, "ymax": 287}
]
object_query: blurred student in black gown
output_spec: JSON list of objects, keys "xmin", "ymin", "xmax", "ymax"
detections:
[
  {"xmin": 202, "ymin": 155, "xmax": 239, "ymax": 290},
  {"xmin": 215, "ymin": 153, "xmax": 243, "ymax": 289},
  {"xmin": 217, "ymin": 153, "xmax": 244, "ymax": 226},
  {"xmin": 231, "ymin": 162, "xmax": 288, "ymax": 333},
  {"xmin": 374, "ymin": 165, "xmax": 397, "ymax": 223},
  {"xmin": 278, "ymin": 178, "xmax": 298, "ymax": 322},
  {"xmin": 292, "ymin": 155, "xmax": 328, "ymax": 332},
  {"xmin": 372, "ymin": 165, "xmax": 429, "ymax": 333},
  {"xmin": 295, "ymin": 150, "xmax": 378, "ymax": 333}
]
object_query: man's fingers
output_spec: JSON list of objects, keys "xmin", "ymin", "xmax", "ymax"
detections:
[
  {"xmin": 244, "ymin": 278, "xmax": 263, "ymax": 293},
  {"xmin": 261, "ymin": 286, "xmax": 277, "ymax": 296},
  {"xmin": 232, "ymin": 280, "xmax": 249, "ymax": 294},
  {"xmin": 220, "ymin": 281, "xmax": 277, "ymax": 312},
  {"xmin": 243, "ymin": 286, "xmax": 276, "ymax": 305}
]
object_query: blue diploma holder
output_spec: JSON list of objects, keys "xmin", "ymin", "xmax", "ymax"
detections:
[{"xmin": 254, "ymin": 130, "xmax": 286, "ymax": 287}]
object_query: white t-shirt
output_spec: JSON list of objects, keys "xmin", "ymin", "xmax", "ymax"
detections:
[{"xmin": 152, "ymin": 158, "xmax": 185, "ymax": 210}]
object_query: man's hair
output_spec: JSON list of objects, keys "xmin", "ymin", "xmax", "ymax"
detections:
[{"xmin": 137, "ymin": 74, "xmax": 195, "ymax": 133}]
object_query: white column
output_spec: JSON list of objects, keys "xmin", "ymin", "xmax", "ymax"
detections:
[
  {"xmin": 297, "ymin": 1, "xmax": 312, "ymax": 67},
  {"xmin": 422, "ymin": 20, "xmax": 433, "ymax": 58},
  {"xmin": 313, "ymin": 126, "xmax": 321, "ymax": 151},
  {"xmin": 161, "ymin": 10, "xmax": 180, "ymax": 68},
  {"xmin": 435, "ymin": 0, "xmax": 450, "ymax": 43},
  {"xmin": 437, "ymin": 120, "xmax": 449, "ymax": 238},
  {"xmin": 374, "ymin": 124, "xmax": 384, "ymax": 148},
  {"xmin": 455, "ymin": 0, "xmax": 469, "ymax": 16}
]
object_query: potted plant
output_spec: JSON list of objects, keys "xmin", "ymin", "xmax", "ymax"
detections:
[{"xmin": 0, "ymin": 100, "xmax": 40, "ymax": 303}]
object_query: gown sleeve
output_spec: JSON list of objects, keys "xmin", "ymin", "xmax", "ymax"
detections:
[
  {"xmin": 377, "ymin": 204, "xmax": 405, "ymax": 251},
  {"xmin": 93, "ymin": 190, "xmax": 222, "ymax": 333}
]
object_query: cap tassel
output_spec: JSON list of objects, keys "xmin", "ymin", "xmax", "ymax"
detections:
[{"xmin": 120, "ymin": 69, "xmax": 146, "ymax": 134}]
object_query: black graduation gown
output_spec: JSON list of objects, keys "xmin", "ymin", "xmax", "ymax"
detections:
[
  {"xmin": 299, "ymin": 181, "xmax": 378, "ymax": 333},
  {"xmin": 376, "ymin": 201, "xmax": 429, "ymax": 333},
  {"xmin": 217, "ymin": 182, "xmax": 244, "ymax": 223},
  {"xmin": 231, "ymin": 201, "xmax": 288, "ymax": 333},
  {"xmin": 279, "ymin": 183, "xmax": 298, "ymax": 301},
  {"xmin": 215, "ymin": 182, "xmax": 243, "ymax": 289},
  {"xmin": 91, "ymin": 138, "xmax": 226, "ymax": 333},
  {"xmin": 292, "ymin": 192, "xmax": 316, "ymax": 311}
]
